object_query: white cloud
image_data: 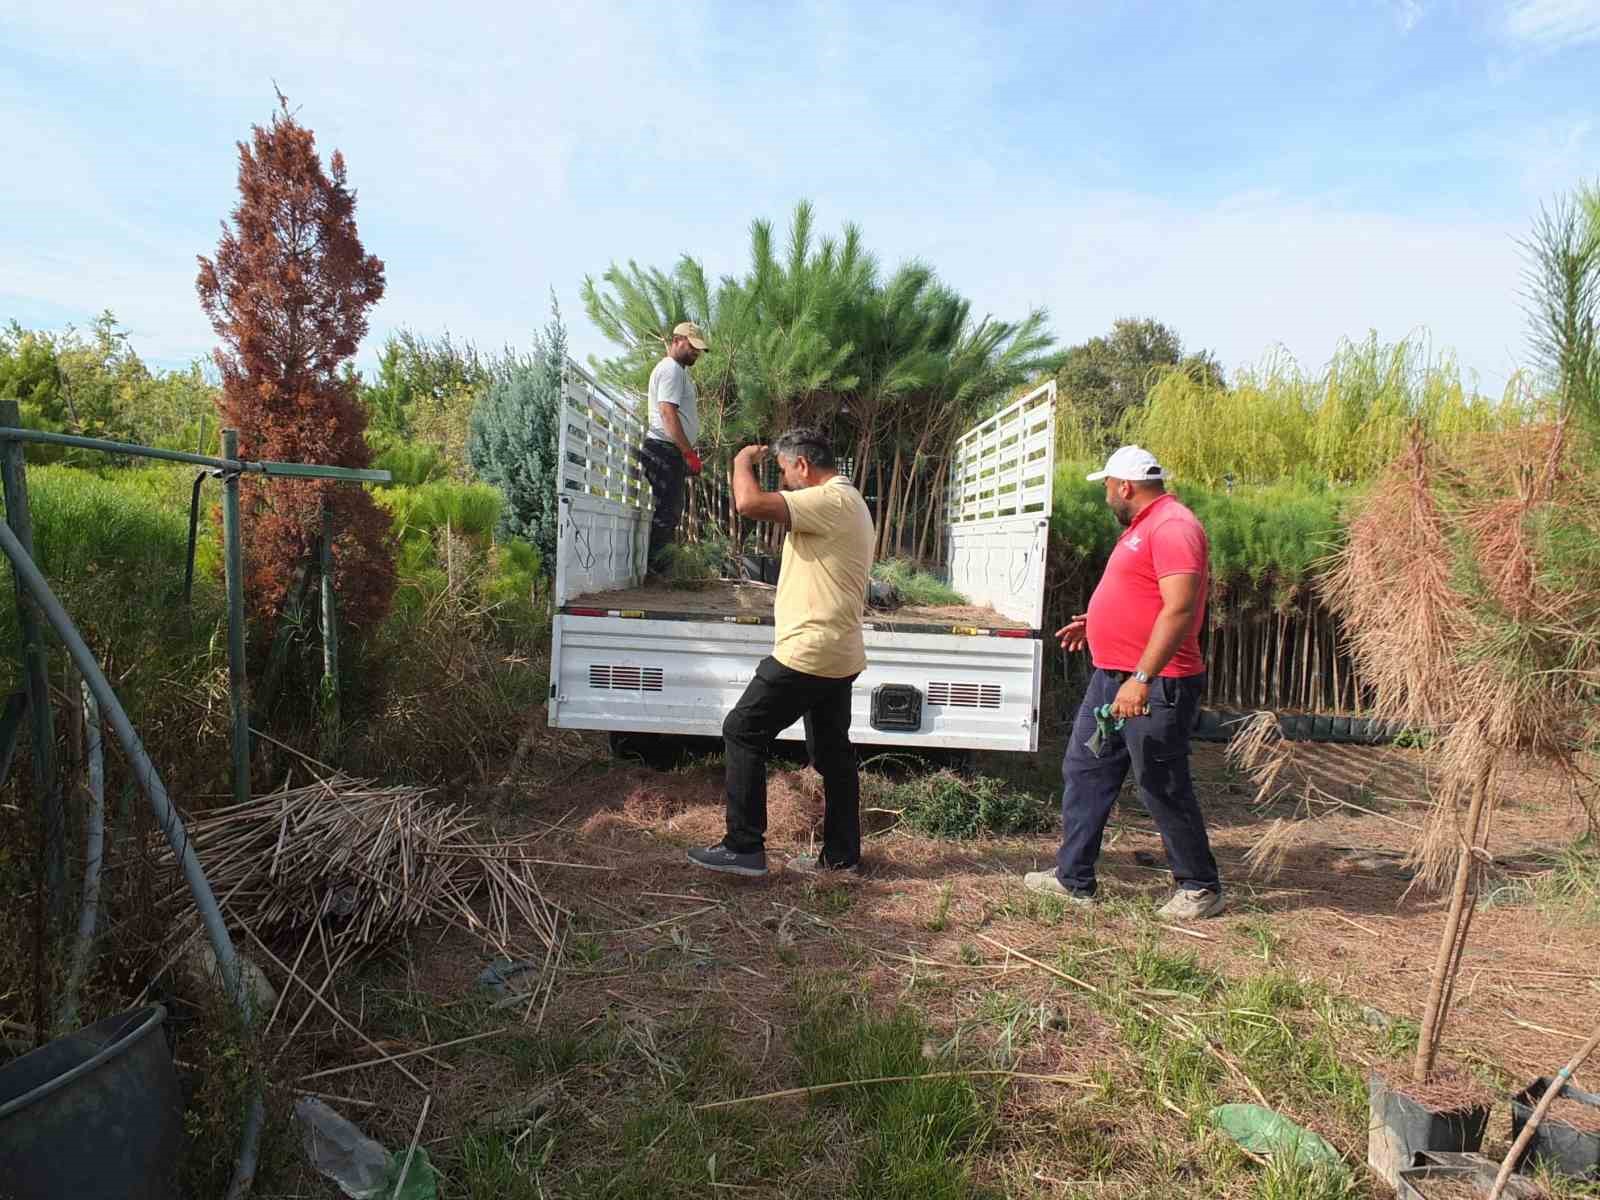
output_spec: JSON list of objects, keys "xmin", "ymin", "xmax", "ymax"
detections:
[
  {"xmin": 1503, "ymin": 0, "xmax": 1600, "ymax": 51},
  {"xmin": 1393, "ymin": 0, "xmax": 1425, "ymax": 33}
]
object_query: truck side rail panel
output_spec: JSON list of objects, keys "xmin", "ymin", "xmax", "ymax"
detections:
[
  {"xmin": 555, "ymin": 362, "xmax": 651, "ymax": 605},
  {"xmin": 945, "ymin": 379, "xmax": 1056, "ymax": 627}
]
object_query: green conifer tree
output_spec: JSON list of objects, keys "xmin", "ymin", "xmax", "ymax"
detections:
[{"xmin": 468, "ymin": 300, "xmax": 565, "ymax": 570}]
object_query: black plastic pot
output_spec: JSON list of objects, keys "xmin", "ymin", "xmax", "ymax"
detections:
[
  {"xmin": 1368, "ymin": 1072, "xmax": 1490, "ymax": 1191},
  {"xmin": 1397, "ymin": 1151, "xmax": 1542, "ymax": 1199},
  {"xmin": 0, "ymin": 1005, "xmax": 183, "ymax": 1200},
  {"xmin": 1510, "ymin": 1076, "xmax": 1600, "ymax": 1179}
]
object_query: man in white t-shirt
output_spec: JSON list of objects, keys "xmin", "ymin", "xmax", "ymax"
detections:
[{"xmin": 639, "ymin": 321, "xmax": 708, "ymax": 573}]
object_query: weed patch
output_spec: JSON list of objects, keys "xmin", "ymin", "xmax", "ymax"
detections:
[
  {"xmin": 872, "ymin": 558, "xmax": 966, "ymax": 606},
  {"xmin": 792, "ymin": 985, "xmax": 1003, "ymax": 1200},
  {"xmin": 868, "ymin": 768, "xmax": 1052, "ymax": 839}
]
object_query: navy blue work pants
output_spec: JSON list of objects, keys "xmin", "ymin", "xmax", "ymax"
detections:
[{"xmin": 1054, "ymin": 668, "xmax": 1221, "ymax": 896}]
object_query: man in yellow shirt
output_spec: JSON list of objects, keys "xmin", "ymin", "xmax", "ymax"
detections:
[{"xmin": 687, "ymin": 428, "xmax": 875, "ymax": 878}]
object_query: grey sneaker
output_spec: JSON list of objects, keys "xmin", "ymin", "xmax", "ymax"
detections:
[
  {"xmin": 788, "ymin": 853, "xmax": 863, "ymax": 876},
  {"xmin": 687, "ymin": 842, "xmax": 768, "ymax": 877},
  {"xmin": 1158, "ymin": 888, "xmax": 1224, "ymax": 920},
  {"xmin": 1022, "ymin": 870, "xmax": 1094, "ymax": 905}
]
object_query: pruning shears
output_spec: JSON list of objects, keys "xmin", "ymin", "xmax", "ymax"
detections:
[{"xmin": 1084, "ymin": 700, "xmax": 1149, "ymax": 757}]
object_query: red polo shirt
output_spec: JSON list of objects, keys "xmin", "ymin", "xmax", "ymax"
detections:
[{"xmin": 1085, "ymin": 493, "xmax": 1208, "ymax": 678}]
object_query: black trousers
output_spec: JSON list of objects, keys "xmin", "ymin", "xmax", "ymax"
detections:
[
  {"xmin": 722, "ymin": 656, "xmax": 860, "ymax": 865},
  {"xmin": 1054, "ymin": 668, "xmax": 1221, "ymax": 896},
  {"xmin": 638, "ymin": 438, "xmax": 686, "ymax": 571}
]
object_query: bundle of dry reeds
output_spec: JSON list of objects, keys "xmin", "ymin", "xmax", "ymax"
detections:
[{"xmin": 155, "ymin": 775, "xmax": 561, "ymax": 960}]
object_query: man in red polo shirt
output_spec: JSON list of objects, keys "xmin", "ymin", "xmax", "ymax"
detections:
[{"xmin": 1024, "ymin": 445, "xmax": 1223, "ymax": 919}]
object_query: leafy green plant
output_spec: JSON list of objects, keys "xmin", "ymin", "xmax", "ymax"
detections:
[
  {"xmin": 875, "ymin": 769, "xmax": 1052, "ymax": 839},
  {"xmin": 657, "ymin": 537, "xmax": 727, "ymax": 589},
  {"xmin": 871, "ymin": 558, "xmax": 966, "ymax": 606}
]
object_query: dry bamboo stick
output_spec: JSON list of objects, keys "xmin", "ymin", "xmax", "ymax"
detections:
[
  {"xmin": 696, "ymin": 1069, "xmax": 1094, "ymax": 1110},
  {"xmin": 297, "ymin": 1028, "xmax": 506, "ymax": 1083}
]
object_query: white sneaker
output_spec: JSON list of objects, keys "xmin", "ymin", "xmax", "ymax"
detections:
[
  {"xmin": 1157, "ymin": 888, "xmax": 1225, "ymax": 920},
  {"xmin": 1022, "ymin": 870, "xmax": 1094, "ymax": 905}
]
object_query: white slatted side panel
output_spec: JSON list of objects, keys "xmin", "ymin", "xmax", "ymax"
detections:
[
  {"xmin": 942, "ymin": 380, "xmax": 1056, "ymax": 627},
  {"xmin": 947, "ymin": 379, "xmax": 1056, "ymax": 526},
  {"xmin": 559, "ymin": 363, "xmax": 650, "ymax": 510},
  {"xmin": 554, "ymin": 361, "xmax": 652, "ymax": 605}
]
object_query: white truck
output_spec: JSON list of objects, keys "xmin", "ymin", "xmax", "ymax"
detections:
[{"xmin": 547, "ymin": 362, "xmax": 1057, "ymax": 753}]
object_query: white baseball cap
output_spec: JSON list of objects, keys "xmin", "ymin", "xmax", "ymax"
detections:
[{"xmin": 1086, "ymin": 445, "xmax": 1166, "ymax": 483}]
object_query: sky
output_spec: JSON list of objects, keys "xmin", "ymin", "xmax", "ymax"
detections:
[{"xmin": 2, "ymin": 0, "xmax": 1598, "ymax": 396}]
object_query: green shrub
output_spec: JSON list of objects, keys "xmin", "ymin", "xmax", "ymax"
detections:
[
  {"xmin": 1050, "ymin": 465, "xmax": 1348, "ymax": 596},
  {"xmin": 467, "ymin": 303, "xmax": 564, "ymax": 570},
  {"xmin": 871, "ymin": 559, "xmax": 966, "ymax": 606},
  {"xmin": 658, "ymin": 538, "xmax": 726, "ymax": 589},
  {"xmin": 375, "ymin": 480, "xmax": 504, "ymax": 542},
  {"xmin": 373, "ymin": 441, "xmax": 449, "ymax": 488},
  {"xmin": 876, "ymin": 769, "xmax": 1053, "ymax": 839}
]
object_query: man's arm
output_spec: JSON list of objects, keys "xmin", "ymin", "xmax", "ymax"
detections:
[
  {"xmin": 1109, "ymin": 571, "xmax": 1202, "ymax": 718},
  {"xmin": 731, "ymin": 445, "xmax": 789, "ymax": 525},
  {"xmin": 657, "ymin": 402, "xmax": 692, "ymax": 457}
]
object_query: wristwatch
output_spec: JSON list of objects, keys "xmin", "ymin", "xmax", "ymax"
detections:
[{"xmin": 1132, "ymin": 670, "xmax": 1152, "ymax": 685}]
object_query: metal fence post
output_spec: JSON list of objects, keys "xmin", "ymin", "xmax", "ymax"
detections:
[
  {"xmin": 0, "ymin": 400, "xmax": 64, "ymax": 930},
  {"xmin": 319, "ymin": 498, "xmax": 340, "ymax": 759},
  {"xmin": 221, "ymin": 429, "xmax": 250, "ymax": 805}
]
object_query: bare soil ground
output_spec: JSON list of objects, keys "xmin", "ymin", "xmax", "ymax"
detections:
[
  {"xmin": 571, "ymin": 579, "xmax": 1031, "ymax": 629},
  {"xmin": 248, "ymin": 731, "xmax": 1599, "ymax": 1199}
]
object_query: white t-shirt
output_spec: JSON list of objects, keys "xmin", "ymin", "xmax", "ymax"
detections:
[{"xmin": 646, "ymin": 356, "xmax": 699, "ymax": 446}]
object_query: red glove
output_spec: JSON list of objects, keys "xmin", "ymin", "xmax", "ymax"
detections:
[{"xmin": 685, "ymin": 449, "xmax": 703, "ymax": 476}]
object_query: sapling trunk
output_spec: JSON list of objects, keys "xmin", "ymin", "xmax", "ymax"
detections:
[{"xmin": 1412, "ymin": 761, "xmax": 1492, "ymax": 1084}]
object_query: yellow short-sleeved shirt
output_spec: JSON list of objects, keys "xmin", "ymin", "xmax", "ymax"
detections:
[{"xmin": 774, "ymin": 475, "xmax": 876, "ymax": 678}]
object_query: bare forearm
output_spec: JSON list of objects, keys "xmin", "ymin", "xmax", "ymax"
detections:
[
  {"xmin": 1136, "ymin": 606, "xmax": 1195, "ymax": 678},
  {"xmin": 731, "ymin": 457, "xmax": 763, "ymax": 511}
]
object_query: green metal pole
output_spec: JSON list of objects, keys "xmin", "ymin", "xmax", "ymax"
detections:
[
  {"xmin": 319, "ymin": 499, "xmax": 340, "ymax": 760},
  {"xmin": 221, "ymin": 429, "xmax": 250, "ymax": 806},
  {"xmin": 0, "ymin": 401, "xmax": 63, "ymax": 929}
]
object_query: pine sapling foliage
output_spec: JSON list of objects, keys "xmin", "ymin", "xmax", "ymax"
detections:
[{"xmin": 196, "ymin": 99, "xmax": 395, "ymax": 637}]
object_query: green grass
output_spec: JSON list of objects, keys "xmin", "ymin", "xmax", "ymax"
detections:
[
  {"xmin": 1051, "ymin": 940, "xmax": 1369, "ymax": 1138},
  {"xmin": 871, "ymin": 558, "xmax": 967, "ymax": 606},
  {"xmin": 791, "ymin": 986, "xmax": 1003, "ymax": 1200},
  {"xmin": 1526, "ymin": 835, "xmax": 1600, "ymax": 919},
  {"xmin": 865, "ymin": 767, "xmax": 1054, "ymax": 839},
  {"xmin": 1482, "ymin": 836, "xmax": 1600, "ymax": 922},
  {"xmin": 1251, "ymin": 1154, "xmax": 1358, "ymax": 1200}
]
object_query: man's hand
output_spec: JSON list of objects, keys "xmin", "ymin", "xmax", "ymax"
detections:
[
  {"xmin": 685, "ymin": 449, "xmax": 703, "ymax": 476},
  {"xmin": 1055, "ymin": 612, "xmax": 1088, "ymax": 652},
  {"xmin": 1110, "ymin": 678, "xmax": 1151, "ymax": 721},
  {"xmin": 735, "ymin": 443, "xmax": 768, "ymax": 467}
]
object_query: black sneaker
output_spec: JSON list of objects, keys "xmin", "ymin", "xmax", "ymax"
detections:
[{"xmin": 686, "ymin": 842, "xmax": 768, "ymax": 877}]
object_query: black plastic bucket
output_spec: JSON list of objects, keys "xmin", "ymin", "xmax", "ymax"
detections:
[
  {"xmin": 1511, "ymin": 1076, "xmax": 1600, "ymax": 1179},
  {"xmin": 0, "ymin": 1005, "xmax": 183, "ymax": 1200},
  {"xmin": 1367, "ymin": 1072, "xmax": 1489, "ymax": 1191}
]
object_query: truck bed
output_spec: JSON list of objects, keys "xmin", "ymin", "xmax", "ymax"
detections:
[{"xmin": 567, "ymin": 579, "xmax": 1031, "ymax": 631}]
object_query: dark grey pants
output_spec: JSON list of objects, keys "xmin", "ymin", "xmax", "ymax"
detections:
[
  {"xmin": 1053, "ymin": 668, "xmax": 1220, "ymax": 896},
  {"xmin": 638, "ymin": 437, "xmax": 686, "ymax": 571},
  {"xmin": 722, "ymin": 657, "xmax": 860, "ymax": 865}
]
